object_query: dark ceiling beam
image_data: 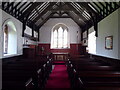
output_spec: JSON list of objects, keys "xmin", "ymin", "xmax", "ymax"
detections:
[
  {"xmin": 28, "ymin": 21, "xmax": 39, "ymax": 31},
  {"xmin": 5, "ymin": 2, "xmax": 14, "ymax": 12},
  {"xmin": 88, "ymin": 2, "xmax": 103, "ymax": 20},
  {"xmin": 20, "ymin": 2, "xmax": 33, "ymax": 13},
  {"xmin": 78, "ymin": 2, "xmax": 102, "ymax": 23},
  {"xmin": 32, "ymin": 2, "xmax": 57, "ymax": 23},
  {"xmin": 28, "ymin": 10, "xmax": 39, "ymax": 21},
  {"xmin": 105, "ymin": 2, "xmax": 114, "ymax": 13},
  {"xmin": 14, "ymin": 2, "xmax": 27, "ymax": 18},
  {"xmin": 21, "ymin": 6, "xmax": 38, "ymax": 19},
  {"xmin": 48, "ymin": 4, "xmax": 89, "ymax": 15},
  {"xmin": 32, "ymin": 25, "xmax": 34, "ymax": 37},
  {"xmin": 10, "ymin": 2, "xmax": 14, "ymax": 15},
  {"xmin": 17, "ymin": 2, "xmax": 27, "ymax": 11},
  {"xmin": 50, "ymin": 16, "xmax": 70, "ymax": 18},
  {"xmin": 35, "ymin": 3, "xmax": 65, "ymax": 29},
  {"xmin": 113, "ymin": 2, "xmax": 117, "ymax": 8},
  {"xmin": 27, "ymin": 5, "xmax": 50, "ymax": 25},
  {"xmin": 35, "ymin": 8, "xmax": 40, "ymax": 16},
  {"xmin": 38, "ymin": 3, "xmax": 82, "ymax": 28},
  {"xmin": 20, "ymin": 2, "xmax": 41, "ymax": 23},
  {"xmin": 38, "ymin": 12, "xmax": 56, "ymax": 29},
  {"xmin": 93, "ymin": 2, "xmax": 102, "ymax": 11},
  {"xmin": 105, "ymin": 2, "xmax": 110, "ymax": 15},
  {"xmin": 21, "ymin": 2, "xmax": 41, "ymax": 17},
  {"xmin": 87, "ymin": 2, "xmax": 101, "ymax": 15},
  {"xmin": 99, "ymin": 2, "xmax": 110, "ymax": 15},
  {"xmin": 37, "ymin": 3, "xmax": 66, "ymax": 29},
  {"xmin": 11, "ymin": 2, "xmax": 26, "ymax": 18},
  {"xmin": 77, "ymin": 2, "xmax": 97, "ymax": 16},
  {"xmin": 48, "ymin": 8, "xmax": 72, "ymax": 12},
  {"xmin": 55, "ymin": 2, "xmax": 66, "ymax": 8},
  {"xmin": 93, "ymin": 2, "xmax": 107, "ymax": 17},
  {"xmin": 72, "ymin": 2, "xmax": 91, "ymax": 19},
  {"xmin": 4, "ymin": 2, "xmax": 9, "ymax": 11},
  {"xmin": 2, "ymin": 2, "xmax": 6, "ymax": 10},
  {"xmin": 96, "ymin": 2, "xmax": 120, "ymax": 24},
  {"xmin": 9, "ymin": 2, "xmax": 21, "ymax": 12},
  {"xmin": 105, "ymin": 2, "xmax": 120, "ymax": 14},
  {"xmin": 15, "ymin": 6, "xmax": 23, "ymax": 19},
  {"xmin": 66, "ymin": 3, "xmax": 87, "ymax": 23},
  {"xmin": 27, "ymin": 3, "xmax": 54, "ymax": 27},
  {"xmin": 65, "ymin": 11, "xmax": 84, "ymax": 29},
  {"xmin": 51, "ymin": 12, "xmax": 70, "ymax": 18},
  {"xmin": 76, "ymin": 2, "xmax": 97, "ymax": 32},
  {"xmin": 28, "ymin": 3, "xmax": 47, "ymax": 21},
  {"xmin": 17, "ymin": 2, "xmax": 33, "ymax": 20},
  {"xmin": 113, "ymin": 2, "xmax": 119, "ymax": 9},
  {"xmin": 22, "ymin": 17, "xmax": 27, "ymax": 37}
]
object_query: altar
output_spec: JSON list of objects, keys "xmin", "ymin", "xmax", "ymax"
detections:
[{"xmin": 52, "ymin": 53, "xmax": 69, "ymax": 61}]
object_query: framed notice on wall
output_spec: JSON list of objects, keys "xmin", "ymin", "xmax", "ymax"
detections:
[{"xmin": 105, "ymin": 36, "xmax": 113, "ymax": 50}]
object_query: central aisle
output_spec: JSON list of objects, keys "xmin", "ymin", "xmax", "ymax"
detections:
[{"xmin": 45, "ymin": 62, "xmax": 71, "ymax": 89}]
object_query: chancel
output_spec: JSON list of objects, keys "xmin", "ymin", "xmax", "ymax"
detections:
[{"xmin": 0, "ymin": 1, "xmax": 120, "ymax": 90}]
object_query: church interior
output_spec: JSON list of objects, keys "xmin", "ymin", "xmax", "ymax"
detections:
[{"xmin": 0, "ymin": 1, "xmax": 120, "ymax": 90}]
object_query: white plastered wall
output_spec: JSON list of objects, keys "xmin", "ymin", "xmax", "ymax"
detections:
[
  {"xmin": 0, "ymin": 8, "xmax": 2, "ymax": 90},
  {"xmin": 39, "ymin": 18, "xmax": 81, "ymax": 44},
  {"xmin": 88, "ymin": 8, "xmax": 120, "ymax": 59},
  {"xmin": 0, "ymin": 9, "xmax": 37, "ymax": 59},
  {"xmin": 0, "ymin": 9, "xmax": 2, "ymax": 59},
  {"xmin": 118, "ymin": 8, "xmax": 120, "ymax": 59},
  {"xmin": 0, "ymin": 9, "xmax": 23, "ymax": 58}
]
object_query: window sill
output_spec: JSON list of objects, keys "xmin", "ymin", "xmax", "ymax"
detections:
[
  {"xmin": 3, "ymin": 53, "xmax": 18, "ymax": 58},
  {"xmin": 51, "ymin": 47, "xmax": 70, "ymax": 50}
]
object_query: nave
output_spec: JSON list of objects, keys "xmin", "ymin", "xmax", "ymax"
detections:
[
  {"xmin": 45, "ymin": 62, "xmax": 71, "ymax": 89},
  {"xmin": 1, "ymin": 1, "xmax": 120, "ymax": 90},
  {"xmin": 2, "ymin": 54, "xmax": 120, "ymax": 90}
]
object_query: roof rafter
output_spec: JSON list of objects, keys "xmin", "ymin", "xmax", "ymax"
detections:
[
  {"xmin": 32, "ymin": 2, "xmax": 57, "ymax": 23},
  {"xmin": 8, "ymin": 2, "xmax": 21, "ymax": 13},
  {"xmin": 65, "ymin": 11, "xmax": 84, "ymax": 28},
  {"xmin": 38, "ymin": 12, "xmax": 56, "ymax": 29},
  {"xmin": 66, "ymin": 2, "xmax": 87, "ymax": 24},
  {"xmin": 21, "ymin": 2, "xmax": 41, "ymax": 18},
  {"xmin": 29, "ymin": 2, "xmax": 48, "ymax": 21}
]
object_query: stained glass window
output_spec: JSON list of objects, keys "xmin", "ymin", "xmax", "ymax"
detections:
[{"xmin": 51, "ymin": 25, "xmax": 69, "ymax": 49}]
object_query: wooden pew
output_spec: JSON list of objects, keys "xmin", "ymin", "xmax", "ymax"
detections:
[
  {"xmin": 75, "ymin": 66, "xmax": 120, "ymax": 71},
  {"xmin": 2, "ymin": 56, "xmax": 52, "ymax": 90},
  {"xmin": 78, "ymin": 71, "xmax": 120, "ymax": 77},
  {"xmin": 67, "ymin": 57, "xmax": 120, "ymax": 89}
]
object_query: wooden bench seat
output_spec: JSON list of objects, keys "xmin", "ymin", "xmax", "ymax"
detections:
[
  {"xmin": 78, "ymin": 71, "xmax": 120, "ymax": 77},
  {"xmin": 3, "ymin": 81, "xmax": 26, "ymax": 90},
  {"xmin": 68, "ymin": 56, "xmax": 120, "ymax": 89},
  {"xmin": 84, "ymin": 87, "xmax": 120, "ymax": 90},
  {"xmin": 77, "ymin": 71, "xmax": 120, "ymax": 87},
  {"xmin": 75, "ymin": 66, "xmax": 120, "ymax": 71}
]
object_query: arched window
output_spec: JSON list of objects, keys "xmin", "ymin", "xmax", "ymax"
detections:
[
  {"xmin": 3, "ymin": 20, "xmax": 17, "ymax": 56},
  {"xmin": 51, "ymin": 24, "xmax": 69, "ymax": 49},
  {"xmin": 4, "ymin": 25, "xmax": 8, "ymax": 54}
]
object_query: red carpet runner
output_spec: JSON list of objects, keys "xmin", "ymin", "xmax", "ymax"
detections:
[{"xmin": 45, "ymin": 62, "xmax": 71, "ymax": 89}]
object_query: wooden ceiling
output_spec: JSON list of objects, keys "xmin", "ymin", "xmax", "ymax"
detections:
[{"xmin": 1, "ymin": 1, "xmax": 120, "ymax": 38}]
